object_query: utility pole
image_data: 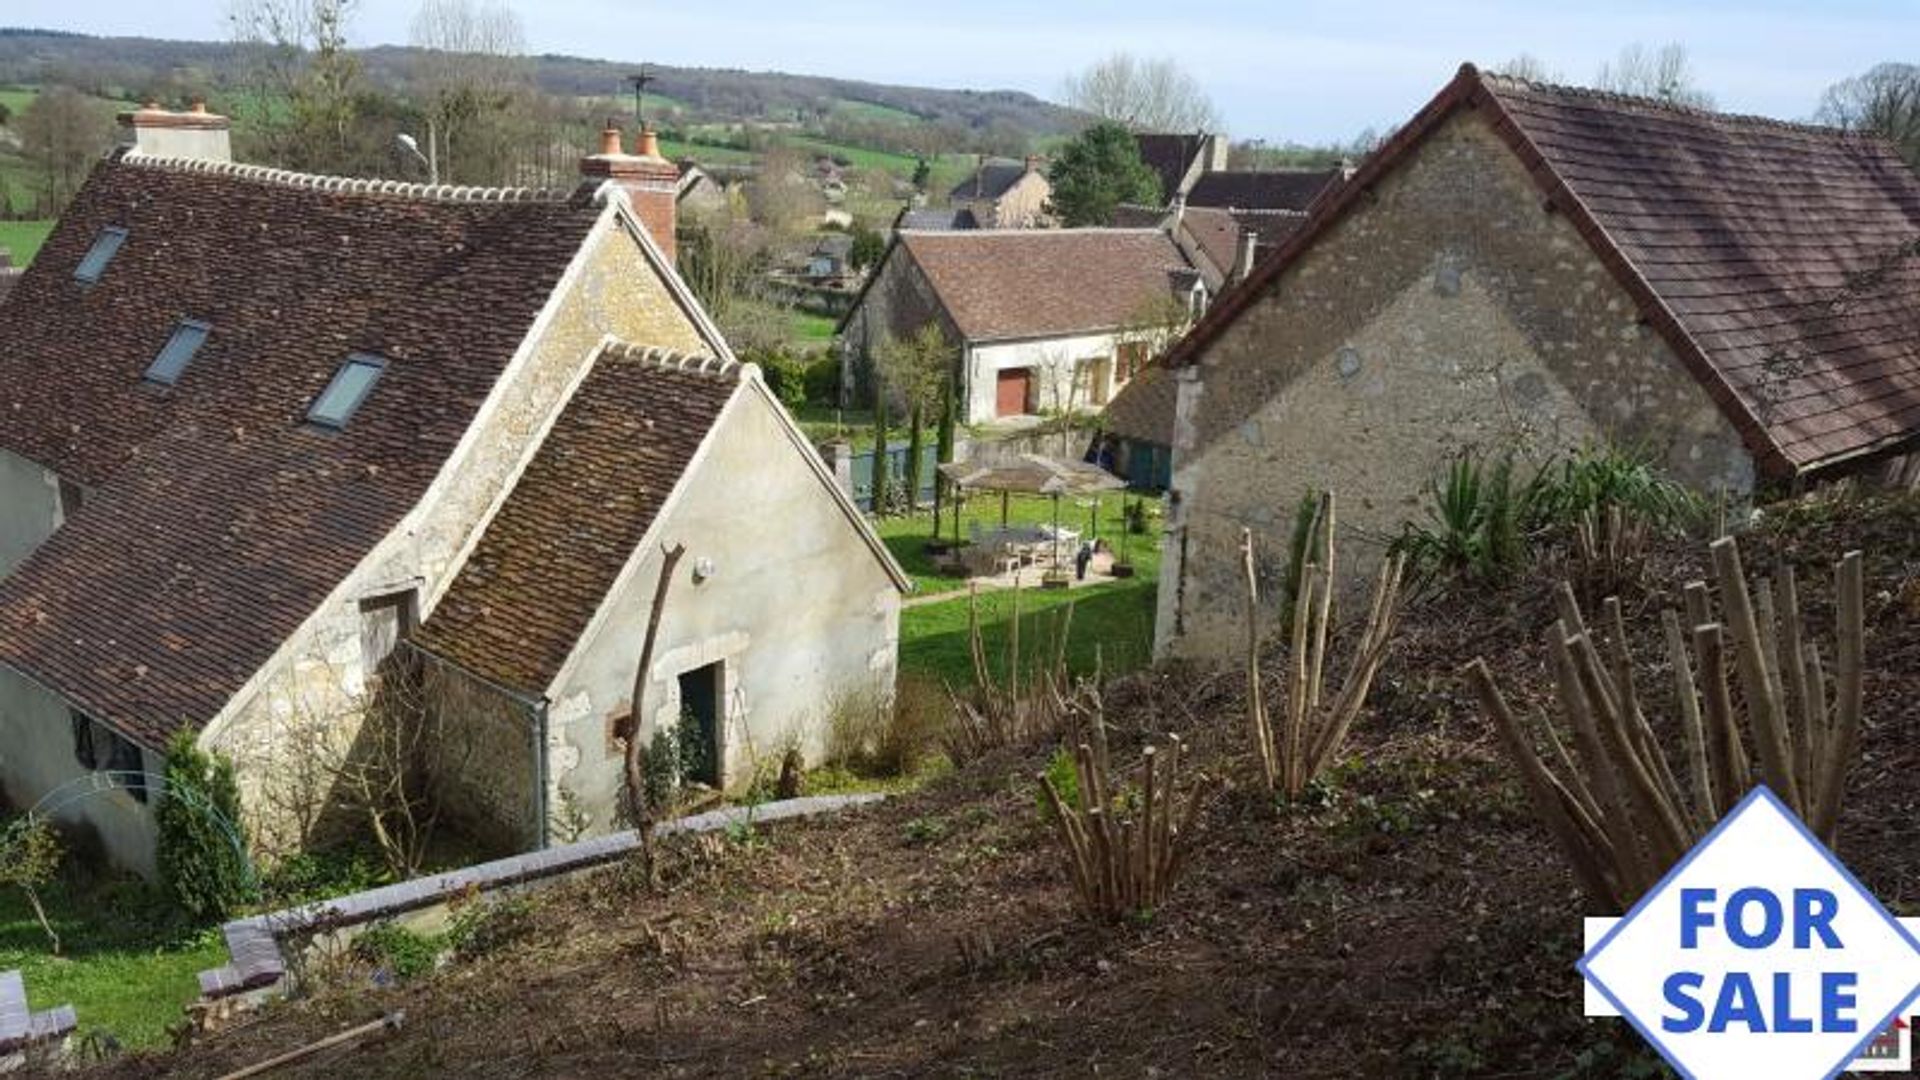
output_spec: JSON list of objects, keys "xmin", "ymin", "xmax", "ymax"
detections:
[{"xmin": 627, "ymin": 66, "xmax": 656, "ymax": 132}]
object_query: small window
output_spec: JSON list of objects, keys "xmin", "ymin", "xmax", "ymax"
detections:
[
  {"xmin": 145, "ymin": 319, "xmax": 210, "ymax": 386},
  {"xmin": 307, "ymin": 354, "xmax": 387, "ymax": 429},
  {"xmin": 74, "ymin": 226, "xmax": 128, "ymax": 284},
  {"xmin": 71, "ymin": 710, "xmax": 148, "ymax": 801},
  {"xmin": 71, "ymin": 710, "xmax": 97, "ymax": 770}
]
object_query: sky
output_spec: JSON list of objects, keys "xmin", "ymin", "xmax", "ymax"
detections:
[{"xmin": 7, "ymin": 0, "xmax": 1916, "ymax": 143}]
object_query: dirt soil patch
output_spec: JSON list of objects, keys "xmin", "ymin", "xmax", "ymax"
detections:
[{"xmin": 91, "ymin": 492, "xmax": 1920, "ymax": 1079}]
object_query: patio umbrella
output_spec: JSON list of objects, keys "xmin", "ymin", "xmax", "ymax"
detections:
[{"xmin": 938, "ymin": 454, "xmax": 1125, "ymax": 574}]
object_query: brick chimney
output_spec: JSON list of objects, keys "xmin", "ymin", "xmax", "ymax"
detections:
[
  {"xmin": 579, "ymin": 125, "xmax": 680, "ymax": 263},
  {"xmin": 1024, "ymin": 154, "xmax": 1041, "ymax": 173},
  {"xmin": 117, "ymin": 99, "xmax": 232, "ymax": 163}
]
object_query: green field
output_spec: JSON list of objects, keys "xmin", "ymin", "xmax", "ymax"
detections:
[
  {"xmin": 0, "ymin": 883, "xmax": 226, "ymax": 1049},
  {"xmin": 0, "ymin": 85, "xmax": 37, "ymax": 118},
  {"xmin": 832, "ymin": 98, "xmax": 923, "ymax": 125},
  {"xmin": 0, "ymin": 221, "xmax": 54, "ymax": 265},
  {"xmin": 657, "ymin": 137, "xmax": 756, "ymax": 166}
]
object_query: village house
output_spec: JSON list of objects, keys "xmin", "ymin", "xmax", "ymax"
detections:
[
  {"xmin": 838, "ymin": 228, "xmax": 1201, "ymax": 424},
  {"xmin": 1153, "ymin": 64, "xmax": 1920, "ymax": 660},
  {"xmin": 1133, "ymin": 130, "xmax": 1348, "ymax": 213},
  {"xmin": 0, "ymin": 106, "xmax": 908, "ymax": 874},
  {"xmin": 948, "ymin": 156, "xmax": 1053, "ymax": 229}
]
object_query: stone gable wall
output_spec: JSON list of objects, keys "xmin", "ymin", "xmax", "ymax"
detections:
[{"xmin": 1157, "ymin": 108, "xmax": 1754, "ymax": 660}]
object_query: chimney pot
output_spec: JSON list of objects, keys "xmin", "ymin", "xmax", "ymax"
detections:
[
  {"xmin": 118, "ymin": 98, "xmax": 232, "ymax": 163},
  {"xmin": 579, "ymin": 125, "xmax": 679, "ymax": 264},
  {"xmin": 1233, "ymin": 228, "xmax": 1259, "ymax": 285}
]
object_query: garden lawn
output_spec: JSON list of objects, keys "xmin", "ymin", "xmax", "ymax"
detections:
[
  {"xmin": 790, "ymin": 310, "xmax": 838, "ymax": 346},
  {"xmin": 887, "ymin": 492, "xmax": 1167, "ymax": 689},
  {"xmin": 0, "ymin": 220, "xmax": 53, "ymax": 265},
  {"xmin": 0, "ymin": 882, "xmax": 225, "ymax": 1049}
]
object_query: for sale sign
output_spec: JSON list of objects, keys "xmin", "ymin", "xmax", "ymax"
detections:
[{"xmin": 1579, "ymin": 787, "xmax": 1920, "ymax": 1079}]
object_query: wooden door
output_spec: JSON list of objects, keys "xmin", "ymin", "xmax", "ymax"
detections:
[{"xmin": 995, "ymin": 368, "xmax": 1032, "ymax": 417}]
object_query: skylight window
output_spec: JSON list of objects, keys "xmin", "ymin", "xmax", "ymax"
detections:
[
  {"xmin": 74, "ymin": 226, "xmax": 128, "ymax": 284},
  {"xmin": 307, "ymin": 354, "xmax": 387, "ymax": 429},
  {"xmin": 144, "ymin": 320, "xmax": 210, "ymax": 386}
]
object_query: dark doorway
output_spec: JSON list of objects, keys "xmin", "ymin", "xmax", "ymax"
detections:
[{"xmin": 677, "ymin": 662, "xmax": 723, "ymax": 787}]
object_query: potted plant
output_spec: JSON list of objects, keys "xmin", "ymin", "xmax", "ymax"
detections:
[{"xmin": 1110, "ymin": 498, "xmax": 1147, "ymax": 578}]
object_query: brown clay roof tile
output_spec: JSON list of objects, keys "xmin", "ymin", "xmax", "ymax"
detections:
[
  {"xmin": 0, "ymin": 155, "xmax": 601, "ymax": 743},
  {"xmin": 900, "ymin": 229, "xmax": 1194, "ymax": 343},
  {"xmin": 411, "ymin": 346, "xmax": 741, "ymax": 695}
]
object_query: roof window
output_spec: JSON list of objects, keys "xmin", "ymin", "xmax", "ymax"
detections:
[
  {"xmin": 307, "ymin": 354, "xmax": 387, "ymax": 429},
  {"xmin": 144, "ymin": 319, "xmax": 210, "ymax": 385},
  {"xmin": 74, "ymin": 227, "xmax": 128, "ymax": 284}
]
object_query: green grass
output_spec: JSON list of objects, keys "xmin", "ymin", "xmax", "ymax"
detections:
[
  {"xmin": 790, "ymin": 310, "xmax": 838, "ymax": 345},
  {"xmin": 899, "ymin": 574, "xmax": 1158, "ymax": 690},
  {"xmin": 791, "ymin": 402, "xmax": 875, "ymax": 443},
  {"xmin": 0, "ymin": 220, "xmax": 54, "ymax": 265},
  {"xmin": 888, "ymin": 493, "xmax": 1166, "ymax": 688},
  {"xmin": 0, "ymin": 881, "xmax": 226, "ymax": 1049},
  {"xmin": 657, "ymin": 137, "xmax": 756, "ymax": 166},
  {"xmin": 0, "ymin": 85, "xmax": 37, "ymax": 119},
  {"xmin": 831, "ymin": 99, "xmax": 923, "ymax": 125}
]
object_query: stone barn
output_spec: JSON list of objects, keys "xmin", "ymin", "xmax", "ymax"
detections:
[{"xmin": 1154, "ymin": 63, "xmax": 1920, "ymax": 660}]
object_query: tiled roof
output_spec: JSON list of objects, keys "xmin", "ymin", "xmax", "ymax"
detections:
[
  {"xmin": 896, "ymin": 207, "xmax": 978, "ymax": 231},
  {"xmin": 1484, "ymin": 75, "xmax": 1920, "ymax": 474},
  {"xmin": 0, "ymin": 155, "xmax": 602, "ymax": 743},
  {"xmin": 1134, "ymin": 133, "xmax": 1209, "ymax": 202},
  {"xmin": 1169, "ymin": 64, "xmax": 1920, "ymax": 479},
  {"xmin": 1185, "ymin": 168, "xmax": 1341, "ymax": 212},
  {"xmin": 948, "ymin": 160, "xmax": 1033, "ymax": 202},
  {"xmin": 900, "ymin": 229, "xmax": 1195, "ymax": 342},
  {"xmin": 1103, "ymin": 359, "xmax": 1176, "ymax": 446},
  {"xmin": 413, "ymin": 345, "xmax": 743, "ymax": 695}
]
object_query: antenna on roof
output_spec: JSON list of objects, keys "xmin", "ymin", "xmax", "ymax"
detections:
[{"xmin": 627, "ymin": 67, "xmax": 656, "ymax": 132}]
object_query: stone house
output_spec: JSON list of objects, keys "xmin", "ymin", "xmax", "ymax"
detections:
[
  {"xmin": 1133, "ymin": 130, "xmax": 1347, "ymax": 212},
  {"xmin": 0, "ymin": 107, "xmax": 907, "ymax": 873},
  {"xmin": 1154, "ymin": 64, "xmax": 1920, "ymax": 660},
  {"xmin": 838, "ymin": 228, "xmax": 1202, "ymax": 424},
  {"xmin": 948, "ymin": 157, "xmax": 1052, "ymax": 229},
  {"xmin": 1134, "ymin": 133, "xmax": 1230, "ymax": 205}
]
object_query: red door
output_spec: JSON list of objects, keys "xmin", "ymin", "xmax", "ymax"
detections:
[{"xmin": 995, "ymin": 368, "xmax": 1032, "ymax": 417}]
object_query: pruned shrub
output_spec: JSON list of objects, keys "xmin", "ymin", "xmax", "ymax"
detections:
[
  {"xmin": 1037, "ymin": 705, "xmax": 1213, "ymax": 923},
  {"xmin": 157, "ymin": 731, "xmax": 252, "ymax": 923},
  {"xmin": 944, "ymin": 584, "xmax": 1092, "ymax": 765},
  {"xmin": 1243, "ymin": 491, "xmax": 1407, "ymax": 798},
  {"xmin": 1465, "ymin": 534, "xmax": 1866, "ymax": 911}
]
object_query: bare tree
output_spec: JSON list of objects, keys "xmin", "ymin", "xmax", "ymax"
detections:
[
  {"xmin": 1594, "ymin": 42, "xmax": 1715, "ymax": 109},
  {"xmin": 16, "ymin": 86, "xmax": 113, "ymax": 215},
  {"xmin": 1494, "ymin": 54, "xmax": 1562, "ymax": 83},
  {"xmin": 1817, "ymin": 62, "xmax": 1920, "ymax": 167},
  {"xmin": 1061, "ymin": 53, "xmax": 1221, "ymax": 133},
  {"xmin": 228, "ymin": 0, "xmax": 369, "ymax": 173},
  {"xmin": 408, "ymin": 0, "xmax": 530, "ymax": 185},
  {"xmin": 746, "ymin": 142, "xmax": 824, "ymax": 233}
]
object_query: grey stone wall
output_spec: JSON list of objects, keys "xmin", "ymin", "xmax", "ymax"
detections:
[{"xmin": 1159, "ymin": 108, "xmax": 1755, "ymax": 660}]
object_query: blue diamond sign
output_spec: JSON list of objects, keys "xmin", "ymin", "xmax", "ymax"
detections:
[{"xmin": 1580, "ymin": 787, "xmax": 1920, "ymax": 1079}]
